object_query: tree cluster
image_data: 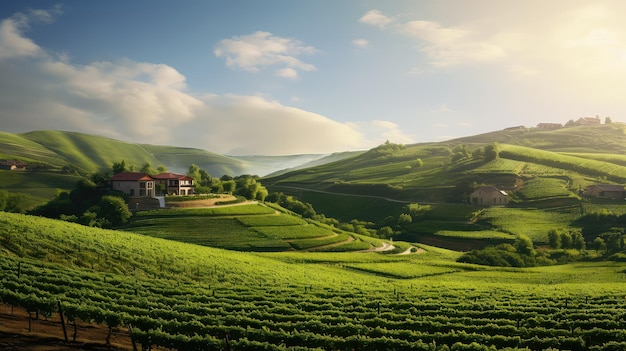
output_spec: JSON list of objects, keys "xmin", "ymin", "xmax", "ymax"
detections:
[
  {"xmin": 547, "ymin": 229, "xmax": 585, "ymax": 250},
  {"xmin": 0, "ymin": 190, "xmax": 29, "ymax": 213},
  {"xmin": 450, "ymin": 143, "xmax": 500, "ymax": 163},
  {"xmin": 29, "ymin": 180, "xmax": 131, "ymax": 228},
  {"xmin": 458, "ymin": 235, "xmax": 539, "ymax": 267}
]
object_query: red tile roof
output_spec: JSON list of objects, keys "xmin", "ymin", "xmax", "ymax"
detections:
[
  {"xmin": 110, "ymin": 172, "xmax": 154, "ymax": 181},
  {"xmin": 152, "ymin": 172, "xmax": 194, "ymax": 181}
]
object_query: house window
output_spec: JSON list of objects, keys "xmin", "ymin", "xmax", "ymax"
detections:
[{"xmin": 140, "ymin": 182, "xmax": 146, "ymax": 189}]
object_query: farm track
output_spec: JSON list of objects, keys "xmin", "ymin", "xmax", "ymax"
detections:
[{"xmin": 0, "ymin": 307, "xmax": 133, "ymax": 350}]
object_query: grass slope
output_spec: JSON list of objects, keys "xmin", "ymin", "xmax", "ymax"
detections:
[
  {"xmin": 119, "ymin": 203, "xmax": 381, "ymax": 252},
  {"xmin": 20, "ymin": 130, "xmax": 165, "ymax": 174},
  {"xmin": 3, "ymin": 212, "xmax": 626, "ymax": 349}
]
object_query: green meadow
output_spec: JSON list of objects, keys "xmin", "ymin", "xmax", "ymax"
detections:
[{"xmin": 120, "ymin": 204, "xmax": 382, "ymax": 252}]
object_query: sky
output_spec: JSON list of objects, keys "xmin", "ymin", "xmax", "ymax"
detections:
[{"xmin": 1, "ymin": 1, "xmax": 625, "ymax": 155}]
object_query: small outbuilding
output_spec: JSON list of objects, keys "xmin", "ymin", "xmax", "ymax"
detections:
[
  {"xmin": 584, "ymin": 184, "xmax": 625, "ymax": 199},
  {"xmin": 470, "ymin": 186, "xmax": 509, "ymax": 206}
]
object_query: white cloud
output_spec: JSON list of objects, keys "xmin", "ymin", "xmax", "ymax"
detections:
[
  {"xmin": 402, "ymin": 20, "xmax": 506, "ymax": 67},
  {"xmin": 346, "ymin": 120, "xmax": 414, "ymax": 146},
  {"xmin": 0, "ymin": 11, "xmax": 369, "ymax": 156},
  {"xmin": 0, "ymin": 15, "xmax": 41, "ymax": 59},
  {"xmin": 214, "ymin": 31, "xmax": 317, "ymax": 78},
  {"xmin": 352, "ymin": 38, "xmax": 369, "ymax": 48},
  {"xmin": 359, "ymin": 10, "xmax": 394, "ymax": 28},
  {"xmin": 276, "ymin": 67, "xmax": 298, "ymax": 79}
]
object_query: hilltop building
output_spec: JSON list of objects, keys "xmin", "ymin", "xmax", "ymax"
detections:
[
  {"xmin": 584, "ymin": 184, "xmax": 625, "ymax": 199},
  {"xmin": 110, "ymin": 171, "xmax": 195, "ymax": 197},
  {"xmin": 110, "ymin": 172, "xmax": 155, "ymax": 197},
  {"xmin": 152, "ymin": 172, "xmax": 195, "ymax": 195},
  {"xmin": 470, "ymin": 186, "xmax": 509, "ymax": 206},
  {"xmin": 575, "ymin": 116, "xmax": 601, "ymax": 125},
  {"xmin": 536, "ymin": 123, "xmax": 563, "ymax": 130}
]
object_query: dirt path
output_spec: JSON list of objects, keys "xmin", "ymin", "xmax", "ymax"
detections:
[
  {"xmin": 363, "ymin": 241, "xmax": 395, "ymax": 252},
  {"xmin": 0, "ymin": 307, "xmax": 133, "ymax": 350},
  {"xmin": 398, "ymin": 246, "xmax": 426, "ymax": 255}
]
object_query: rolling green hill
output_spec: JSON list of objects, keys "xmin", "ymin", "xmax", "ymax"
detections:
[
  {"xmin": 265, "ymin": 124, "xmax": 626, "ymax": 201},
  {"xmin": 3, "ymin": 211, "xmax": 626, "ymax": 350},
  {"xmin": 263, "ymin": 124, "xmax": 626, "ymax": 249},
  {"xmin": 0, "ymin": 130, "xmax": 352, "ymax": 177}
]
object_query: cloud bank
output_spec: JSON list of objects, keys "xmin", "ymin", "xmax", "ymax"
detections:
[
  {"xmin": 214, "ymin": 31, "xmax": 317, "ymax": 79},
  {"xmin": 0, "ymin": 10, "xmax": 410, "ymax": 155}
]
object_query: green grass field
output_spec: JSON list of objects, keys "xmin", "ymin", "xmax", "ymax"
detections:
[
  {"xmin": 123, "ymin": 204, "xmax": 376, "ymax": 252},
  {"xmin": 477, "ymin": 207, "xmax": 581, "ymax": 243}
]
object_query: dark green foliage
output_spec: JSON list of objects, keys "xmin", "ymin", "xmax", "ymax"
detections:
[
  {"xmin": 0, "ymin": 190, "xmax": 29, "ymax": 213},
  {"xmin": 89, "ymin": 195, "xmax": 132, "ymax": 227},
  {"xmin": 29, "ymin": 180, "xmax": 130, "ymax": 228},
  {"xmin": 458, "ymin": 236, "xmax": 536, "ymax": 267},
  {"xmin": 234, "ymin": 175, "xmax": 268, "ymax": 201},
  {"xmin": 484, "ymin": 142, "xmax": 500, "ymax": 161},
  {"xmin": 548, "ymin": 229, "xmax": 562, "ymax": 249},
  {"xmin": 112, "ymin": 160, "xmax": 127, "ymax": 174}
]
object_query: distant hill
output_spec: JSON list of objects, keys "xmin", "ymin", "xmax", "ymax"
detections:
[
  {"xmin": 0, "ymin": 130, "xmax": 352, "ymax": 177},
  {"xmin": 264, "ymin": 123, "xmax": 626, "ymax": 205}
]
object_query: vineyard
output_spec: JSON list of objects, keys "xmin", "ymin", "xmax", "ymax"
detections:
[
  {"xmin": 2, "ymin": 212, "xmax": 626, "ymax": 350},
  {"xmin": 120, "ymin": 204, "xmax": 378, "ymax": 252}
]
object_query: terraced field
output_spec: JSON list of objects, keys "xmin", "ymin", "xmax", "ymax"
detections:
[{"xmin": 120, "ymin": 203, "xmax": 383, "ymax": 252}]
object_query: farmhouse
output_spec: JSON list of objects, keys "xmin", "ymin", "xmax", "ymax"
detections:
[
  {"xmin": 470, "ymin": 186, "xmax": 509, "ymax": 206},
  {"xmin": 152, "ymin": 172, "xmax": 195, "ymax": 195},
  {"xmin": 575, "ymin": 116, "xmax": 601, "ymax": 125},
  {"xmin": 0, "ymin": 160, "xmax": 27, "ymax": 171},
  {"xmin": 584, "ymin": 184, "xmax": 625, "ymax": 199},
  {"xmin": 110, "ymin": 172, "xmax": 155, "ymax": 197},
  {"xmin": 536, "ymin": 123, "xmax": 563, "ymax": 130}
]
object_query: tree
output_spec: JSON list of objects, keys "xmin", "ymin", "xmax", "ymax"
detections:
[
  {"xmin": 140, "ymin": 162, "xmax": 157, "ymax": 175},
  {"xmin": 377, "ymin": 226, "xmax": 394, "ymax": 238},
  {"xmin": 187, "ymin": 164, "xmax": 201, "ymax": 183},
  {"xmin": 484, "ymin": 142, "xmax": 500, "ymax": 161},
  {"xmin": 407, "ymin": 203, "xmax": 421, "ymax": 217},
  {"xmin": 198, "ymin": 169, "xmax": 212, "ymax": 186},
  {"xmin": 89, "ymin": 195, "xmax": 131, "ymax": 227},
  {"xmin": 156, "ymin": 165, "xmax": 168, "ymax": 173},
  {"xmin": 112, "ymin": 160, "xmax": 127, "ymax": 174},
  {"xmin": 397, "ymin": 213, "xmax": 412, "ymax": 227},
  {"xmin": 593, "ymin": 237, "xmax": 607, "ymax": 253},
  {"xmin": 471, "ymin": 147, "xmax": 485, "ymax": 160},
  {"xmin": 571, "ymin": 231, "xmax": 586, "ymax": 250},
  {"xmin": 605, "ymin": 116, "xmax": 612, "ymax": 124},
  {"xmin": 548, "ymin": 229, "xmax": 562, "ymax": 249},
  {"xmin": 561, "ymin": 232, "xmax": 573, "ymax": 249},
  {"xmin": 222, "ymin": 180, "xmax": 236, "ymax": 194},
  {"xmin": 255, "ymin": 186, "xmax": 268, "ymax": 202},
  {"xmin": 602, "ymin": 232, "xmax": 623, "ymax": 254},
  {"xmin": 515, "ymin": 234, "xmax": 535, "ymax": 256}
]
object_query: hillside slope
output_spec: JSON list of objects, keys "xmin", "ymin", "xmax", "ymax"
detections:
[{"xmin": 0, "ymin": 130, "xmax": 350, "ymax": 177}]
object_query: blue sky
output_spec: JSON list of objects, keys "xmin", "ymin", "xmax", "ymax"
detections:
[{"xmin": 1, "ymin": 1, "xmax": 625, "ymax": 155}]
